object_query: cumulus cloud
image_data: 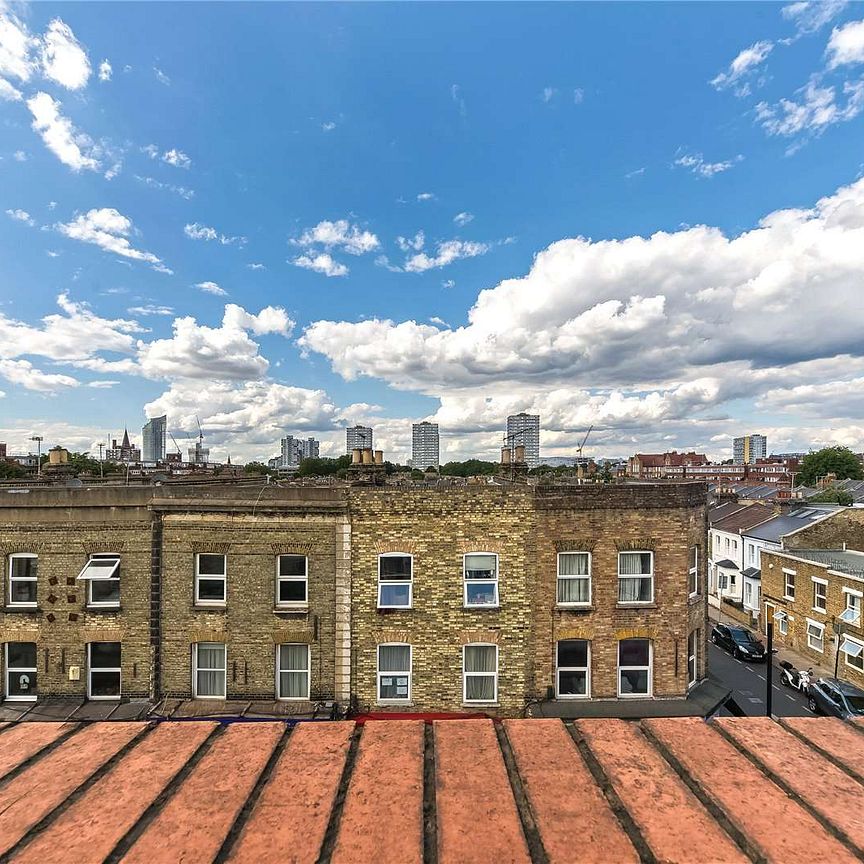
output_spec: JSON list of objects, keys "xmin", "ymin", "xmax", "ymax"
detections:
[
  {"xmin": 0, "ymin": 7, "xmax": 37, "ymax": 83},
  {"xmin": 403, "ymin": 239, "xmax": 489, "ymax": 272},
  {"xmin": 756, "ymin": 76, "xmax": 864, "ymax": 136},
  {"xmin": 711, "ymin": 40, "xmax": 773, "ymax": 92},
  {"xmin": 6, "ymin": 208, "xmax": 34, "ymax": 226},
  {"xmin": 0, "ymin": 358, "xmax": 78, "ymax": 391},
  {"xmin": 674, "ymin": 151, "xmax": 743, "ymax": 177},
  {"xmin": 58, "ymin": 208, "xmax": 170, "ymax": 273},
  {"xmin": 195, "ymin": 281, "xmax": 228, "ymax": 297},
  {"xmin": 0, "ymin": 77, "xmax": 22, "ymax": 100},
  {"xmin": 27, "ymin": 92, "xmax": 101, "ymax": 172},
  {"xmin": 292, "ymin": 252, "xmax": 349, "ymax": 277},
  {"xmin": 453, "ymin": 212, "xmax": 474, "ymax": 227},
  {"xmin": 184, "ymin": 222, "xmax": 245, "ymax": 245},
  {"xmin": 396, "ymin": 230, "xmax": 425, "ymax": 252},
  {"xmin": 40, "ymin": 18, "xmax": 90, "ymax": 90},
  {"xmin": 293, "ymin": 219, "xmax": 379, "ymax": 255},
  {"xmin": 162, "ymin": 148, "xmax": 191, "ymax": 169},
  {"xmin": 826, "ymin": 18, "xmax": 864, "ymax": 69},
  {"xmin": 98, "ymin": 59, "xmax": 112, "ymax": 81},
  {"xmin": 416, "ymin": 192, "xmax": 435, "ymax": 202}
]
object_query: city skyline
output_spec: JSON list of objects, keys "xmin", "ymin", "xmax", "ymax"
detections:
[{"xmin": 3, "ymin": 3, "xmax": 864, "ymax": 465}]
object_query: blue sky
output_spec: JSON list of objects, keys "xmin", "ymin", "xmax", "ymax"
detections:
[{"xmin": 2, "ymin": 1, "xmax": 864, "ymax": 464}]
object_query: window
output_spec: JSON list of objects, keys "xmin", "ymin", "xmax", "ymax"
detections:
[
  {"xmin": 5, "ymin": 642, "xmax": 37, "ymax": 701},
  {"xmin": 463, "ymin": 644, "xmax": 497, "ymax": 703},
  {"xmin": 748, "ymin": 544, "xmax": 757, "ymax": 565},
  {"xmin": 744, "ymin": 582, "xmax": 753, "ymax": 606},
  {"xmin": 778, "ymin": 614, "xmax": 789, "ymax": 636},
  {"xmin": 194, "ymin": 643, "xmax": 226, "ymax": 698},
  {"xmin": 195, "ymin": 554, "xmax": 226, "ymax": 605},
  {"xmin": 7, "ymin": 553, "xmax": 37, "ymax": 607},
  {"xmin": 618, "ymin": 638, "xmax": 652, "ymax": 697},
  {"xmin": 718, "ymin": 571, "xmax": 729, "ymax": 591},
  {"xmin": 276, "ymin": 555, "xmax": 307, "ymax": 606},
  {"xmin": 841, "ymin": 636, "xmax": 864, "ymax": 672},
  {"xmin": 78, "ymin": 554, "xmax": 121, "ymax": 607},
  {"xmin": 557, "ymin": 553, "xmax": 591, "ymax": 605},
  {"xmin": 88, "ymin": 642, "xmax": 121, "ymax": 699},
  {"xmin": 378, "ymin": 554, "xmax": 412, "ymax": 608},
  {"xmin": 687, "ymin": 630, "xmax": 698, "ymax": 687},
  {"xmin": 688, "ymin": 546, "xmax": 699, "ymax": 596},
  {"xmin": 806, "ymin": 619, "xmax": 824, "ymax": 653},
  {"xmin": 812, "ymin": 578, "xmax": 827, "ymax": 613},
  {"xmin": 463, "ymin": 553, "xmax": 499, "ymax": 607},
  {"xmin": 556, "ymin": 639, "xmax": 589, "ymax": 698},
  {"xmin": 840, "ymin": 590, "xmax": 862, "ymax": 625},
  {"xmin": 618, "ymin": 552, "xmax": 653, "ymax": 603},
  {"xmin": 784, "ymin": 570, "xmax": 796, "ymax": 600},
  {"xmin": 377, "ymin": 643, "xmax": 411, "ymax": 702},
  {"xmin": 725, "ymin": 537, "xmax": 730, "ymax": 552},
  {"xmin": 277, "ymin": 644, "xmax": 310, "ymax": 699}
]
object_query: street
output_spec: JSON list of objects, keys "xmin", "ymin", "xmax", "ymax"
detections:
[{"xmin": 708, "ymin": 643, "xmax": 812, "ymax": 717}]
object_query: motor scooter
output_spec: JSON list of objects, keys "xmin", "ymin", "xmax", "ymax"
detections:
[{"xmin": 779, "ymin": 659, "xmax": 811, "ymax": 693}]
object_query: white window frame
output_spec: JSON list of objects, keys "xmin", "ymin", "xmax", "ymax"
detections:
[
  {"xmin": 557, "ymin": 552, "xmax": 591, "ymax": 607},
  {"xmin": 78, "ymin": 553, "xmax": 121, "ymax": 608},
  {"xmin": 195, "ymin": 553, "xmax": 227, "ymax": 606},
  {"xmin": 688, "ymin": 546, "xmax": 699, "ymax": 597},
  {"xmin": 555, "ymin": 639, "xmax": 590, "ymax": 699},
  {"xmin": 462, "ymin": 643, "xmax": 498, "ymax": 704},
  {"xmin": 87, "ymin": 642, "xmax": 121, "ymax": 701},
  {"xmin": 806, "ymin": 618, "xmax": 825, "ymax": 654},
  {"xmin": 276, "ymin": 554, "xmax": 308, "ymax": 608},
  {"xmin": 783, "ymin": 568, "xmax": 796, "ymax": 601},
  {"xmin": 5, "ymin": 642, "xmax": 37, "ymax": 702},
  {"xmin": 377, "ymin": 643, "xmax": 412, "ymax": 704},
  {"xmin": 7, "ymin": 552, "xmax": 37, "ymax": 608},
  {"xmin": 744, "ymin": 581, "xmax": 753, "ymax": 607},
  {"xmin": 841, "ymin": 588, "xmax": 862, "ymax": 625},
  {"xmin": 617, "ymin": 551, "xmax": 654, "ymax": 605},
  {"xmin": 687, "ymin": 630, "xmax": 698, "ymax": 688},
  {"xmin": 617, "ymin": 638, "xmax": 653, "ymax": 698},
  {"xmin": 812, "ymin": 576, "xmax": 828, "ymax": 613},
  {"xmin": 193, "ymin": 642, "xmax": 227, "ymax": 699},
  {"xmin": 718, "ymin": 570, "xmax": 729, "ymax": 591},
  {"xmin": 377, "ymin": 553, "xmax": 413, "ymax": 609},
  {"xmin": 276, "ymin": 643, "xmax": 310, "ymax": 700},
  {"xmin": 463, "ymin": 552, "xmax": 499, "ymax": 608},
  {"xmin": 841, "ymin": 634, "xmax": 864, "ymax": 672}
]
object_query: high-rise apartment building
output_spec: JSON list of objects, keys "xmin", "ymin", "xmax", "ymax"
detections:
[
  {"xmin": 733, "ymin": 434, "xmax": 767, "ymax": 465},
  {"xmin": 277, "ymin": 435, "xmax": 320, "ymax": 468},
  {"xmin": 412, "ymin": 421, "xmax": 439, "ymax": 470},
  {"xmin": 346, "ymin": 425, "xmax": 373, "ymax": 453},
  {"xmin": 142, "ymin": 415, "xmax": 167, "ymax": 463},
  {"xmin": 506, "ymin": 413, "xmax": 540, "ymax": 468}
]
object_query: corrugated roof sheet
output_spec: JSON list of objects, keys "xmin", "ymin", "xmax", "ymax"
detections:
[
  {"xmin": 711, "ymin": 503, "xmax": 774, "ymax": 533},
  {"xmin": 0, "ymin": 717, "xmax": 863, "ymax": 863}
]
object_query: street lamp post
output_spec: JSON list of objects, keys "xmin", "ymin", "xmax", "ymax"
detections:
[{"xmin": 29, "ymin": 435, "xmax": 43, "ymax": 476}]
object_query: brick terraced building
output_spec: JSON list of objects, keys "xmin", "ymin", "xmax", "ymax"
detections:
[{"xmin": 1, "ymin": 481, "xmax": 710, "ymax": 717}]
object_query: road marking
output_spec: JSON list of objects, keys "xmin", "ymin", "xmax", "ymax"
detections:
[
  {"xmin": 747, "ymin": 697, "xmax": 763, "ymax": 703},
  {"xmin": 755, "ymin": 674, "xmax": 765, "ymax": 681},
  {"xmin": 734, "ymin": 659, "xmax": 743, "ymax": 665},
  {"xmin": 786, "ymin": 694, "xmax": 796, "ymax": 701}
]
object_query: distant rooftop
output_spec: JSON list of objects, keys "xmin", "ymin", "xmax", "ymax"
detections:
[
  {"xmin": 782, "ymin": 548, "xmax": 864, "ymax": 578},
  {"xmin": 743, "ymin": 506, "xmax": 839, "ymax": 543},
  {"xmin": 711, "ymin": 502, "xmax": 774, "ymax": 533},
  {"xmin": 0, "ymin": 717, "xmax": 861, "ymax": 863}
]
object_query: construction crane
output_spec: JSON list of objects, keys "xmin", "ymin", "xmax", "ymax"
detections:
[
  {"xmin": 576, "ymin": 425, "xmax": 593, "ymax": 483},
  {"xmin": 195, "ymin": 415, "xmax": 204, "ymax": 447},
  {"xmin": 169, "ymin": 432, "xmax": 183, "ymax": 460}
]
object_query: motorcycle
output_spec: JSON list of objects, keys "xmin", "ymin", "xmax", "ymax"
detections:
[{"xmin": 779, "ymin": 659, "xmax": 811, "ymax": 693}]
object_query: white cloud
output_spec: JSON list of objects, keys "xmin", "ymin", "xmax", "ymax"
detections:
[
  {"xmin": 128, "ymin": 304, "xmax": 174, "ymax": 317},
  {"xmin": 184, "ymin": 223, "xmax": 246, "ymax": 246},
  {"xmin": 756, "ymin": 76, "xmax": 864, "ymax": 136},
  {"xmin": 6, "ymin": 208, "xmax": 34, "ymax": 226},
  {"xmin": 674, "ymin": 151, "xmax": 743, "ymax": 177},
  {"xmin": 573, "ymin": 88, "xmax": 584, "ymax": 104},
  {"xmin": 396, "ymin": 230, "xmax": 425, "ymax": 252},
  {"xmin": 0, "ymin": 358, "xmax": 78, "ymax": 392},
  {"xmin": 322, "ymin": 121, "xmax": 336, "ymax": 131},
  {"xmin": 292, "ymin": 252, "xmax": 349, "ymax": 277},
  {"xmin": 541, "ymin": 86, "xmax": 557, "ymax": 103},
  {"xmin": 13, "ymin": 149, "xmax": 27, "ymax": 161},
  {"xmin": 98, "ymin": 59, "xmax": 112, "ymax": 81},
  {"xmin": 27, "ymin": 92, "xmax": 100, "ymax": 172},
  {"xmin": 403, "ymin": 239, "xmax": 490, "ymax": 273},
  {"xmin": 195, "ymin": 281, "xmax": 228, "ymax": 297},
  {"xmin": 58, "ymin": 208, "xmax": 170, "ymax": 273},
  {"xmin": 0, "ymin": 76, "xmax": 22, "ymax": 101},
  {"xmin": 0, "ymin": 7, "xmax": 38, "ymax": 83},
  {"xmin": 40, "ymin": 18, "xmax": 90, "ymax": 90},
  {"xmin": 134, "ymin": 175, "xmax": 194, "ymax": 199},
  {"xmin": 451, "ymin": 83, "xmax": 467, "ymax": 117},
  {"xmin": 247, "ymin": 262, "xmax": 265, "ymax": 270},
  {"xmin": 442, "ymin": 279, "xmax": 455, "ymax": 289},
  {"xmin": 625, "ymin": 167, "xmax": 646, "ymax": 179},
  {"xmin": 783, "ymin": 1, "xmax": 848, "ymax": 36},
  {"xmin": 453, "ymin": 212, "xmax": 474, "ymax": 227},
  {"xmin": 826, "ymin": 19, "xmax": 864, "ymax": 69},
  {"xmin": 162, "ymin": 148, "xmax": 191, "ymax": 169},
  {"xmin": 293, "ymin": 219, "xmax": 379, "ymax": 255},
  {"xmin": 711, "ymin": 40, "xmax": 773, "ymax": 91},
  {"xmin": 417, "ymin": 192, "xmax": 435, "ymax": 202},
  {"xmin": 153, "ymin": 66, "xmax": 170, "ymax": 85}
]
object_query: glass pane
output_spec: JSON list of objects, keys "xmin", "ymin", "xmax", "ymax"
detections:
[
  {"xmin": 466, "ymin": 582, "xmax": 497, "ymax": 605},
  {"xmin": 379, "ymin": 645, "xmax": 410, "ymax": 672},
  {"xmin": 197, "ymin": 554, "xmax": 226, "ymax": 576},
  {"xmin": 557, "ymin": 577, "xmax": 589, "ymax": 604},
  {"xmin": 280, "ymin": 670, "xmax": 308, "ymax": 698},
  {"xmin": 465, "ymin": 674, "xmax": 494, "ymax": 701},
  {"xmin": 198, "ymin": 578, "xmax": 225, "ymax": 601},
  {"xmin": 90, "ymin": 642, "xmax": 121, "ymax": 668},
  {"xmin": 379, "ymin": 556, "xmax": 411, "ymax": 579},
  {"xmin": 90, "ymin": 579, "xmax": 120, "ymax": 604},
  {"xmin": 619, "ymin": 552, "xmax": 651, "ymax": 575},
  {"xmin": 8, "ymin": 669, "xmax": 36, "ymax": 698},
  {"xmin": 558, "ymin": 670, "xmax": 587, "ymax": 696},
  {"xmin": 279, "ymin": 644, "xmax": 308, "ymax": 672},
  {"xmin": 279, "ymin": 579, "xmax": 307, "ymax": 603},
  {"xmin": 619, "ymin": 639, "xmax": 649, "ymax": 667},
  {"xmin": 619, "ymin": 576, "xmax": 651, "ymax": 602},
  {"xmin": 465, "ymin": 645, "xmax": 496, "ymax": 673},
  {"xmin": 557, "ymin": 640, "xmax": 588, "ymax": 668},
  {"xmin": 82, "ymin": 557, "xmax": 120, "ymax": 578},
  {"xmin": 619, "ymin": 668, "xmax": 649, "ymax": 695},
  {"xmin": 197, "ymin": 670, "xmax": 225, "ymax": 697},
  {"xmin": 279, "ymin": 555, "xmax": 306, "ymax": 577},
  {"xmin": 465, "ymin": 554, "xmax": 497, "ymax": 577},
  {"xmin": 379, "ymin": 583, "xmax": 410, "ymax": 606},
  {"xmin": 90, "ymin": 670, "xmax": 121, "ymax": 697},
  {"xmin": 379, "ymin": 674, "xmax": 409, "ymax": 700},
  {"xmin": 689, "ymin": 546, "xmax": 698, "ymax": 569},
  {"xmin": 10, "ymin": 581, "xmax": 36, "ymax": 604},
  {"xmin": 8, "ymin": 642, "xmax": 36, "ymax": 668},
  {"xmin": 558, "ymin": 553, "xmax": 589, "ymax": 576},
  {"xmin": 197, "ymin": 644, "xmax": 225, "ymax": 669},
  {"xmin": 11, "ymin": 557, "xmax": 36, "ymax": 579}
]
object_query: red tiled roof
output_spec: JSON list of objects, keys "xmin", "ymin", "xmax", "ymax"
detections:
[{"xmin": 0, "ymin": 717, "xmax": 863, "ymax": 863}]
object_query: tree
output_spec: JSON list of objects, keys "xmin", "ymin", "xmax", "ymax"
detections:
[
  {"xmin": 797, "ymin": 446, "xmax": 864, "ymax": 486},
  {"xmin": 296, "ymin": 455, "xmax": 351, "ymax": 477},
  {"xmin": 440, "ymin": 459, "xmax": 497, "ymax": 477},
  {"xmin": 807, "ymin": 488, "xmax": 854, "ymax": 506},
  {"xmin": 0, "ymin": 462, "xmax": 26, "ymax": 479},
  {"xmin": 244, "ymin": 461, "xmax": 273, "ymax": 476}
]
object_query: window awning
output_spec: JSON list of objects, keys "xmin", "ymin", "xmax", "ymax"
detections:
[
  {"xmin": 76, "ymin": 556, "xmax": 120, "ymax": 580},
  {"xmin": 742, "ymin": 567, "xmax": 761, "ymax": 579},
  {"xmin": 838, "ymin": 607, "xmax": 861, "ymax": 624},
  {"xmin": 714, "ymin": 559, "xmax": 738, "ymax": 569},
  {"xmin": 840, "ymin": 638, "xmax": 864, "ymax": 658},
  {"xmin": 772, "ymin": 610, "xmax": 788, "ymax": 622}
]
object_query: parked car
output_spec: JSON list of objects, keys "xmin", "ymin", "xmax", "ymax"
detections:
[
  {"xmin": 710, "ymin": 623, "xmax": 767, "ymax": 661},
  {"xmin": 807, "ymin": 678, "xmax": 864, "ymax": 719}
]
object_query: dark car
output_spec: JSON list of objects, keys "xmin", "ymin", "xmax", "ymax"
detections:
[
  {"xmin": 807, "ymin": 677, "xmax": 864, "ymax": 719},
  {"xmin": 710, "ymin": 623, "xmax": 767, "ymax": 661}
]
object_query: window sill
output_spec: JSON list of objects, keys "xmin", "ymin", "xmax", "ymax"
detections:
[
  {"xmin": 3, "ymin": 606, "xmax": 40, "ymax": 613},
  {"xmin": 783, "ymin": 595, "xmax": 795, "ymax": 602},
  {"xmin": 616, "ymin": 602, "xmax": 657, "ymax": 610},
  {"xmin": 377, "ymin": 607, "xmax": 412, "ymax": 614},
  {"xmin": 556, "ymin": 604, "xmax": 594, "ymax": 612},
  {"xmin": 463, "ymin": 605, "xmax": 500, "ymax": 612},
  {"xmin": 192, "ymin": 604, "xmax": 227, "ymax": 612},
  {"xmin": 811, "ymin": 607, "xmax": 827, "ymax": 615},
  {"xmin": 87, "ymin": 606, "xmax": 121, "ymax": 613},
  {"xmin": 377, "ymin": 700, "xmax": 414, "ymax": 707},
  {"xmin": 274, "ymin": 606, "xmax": 309, "ymax": 615},
  {"xmin": 462, "ymin": 702, "xmax": 498, "ymax": 708}
]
